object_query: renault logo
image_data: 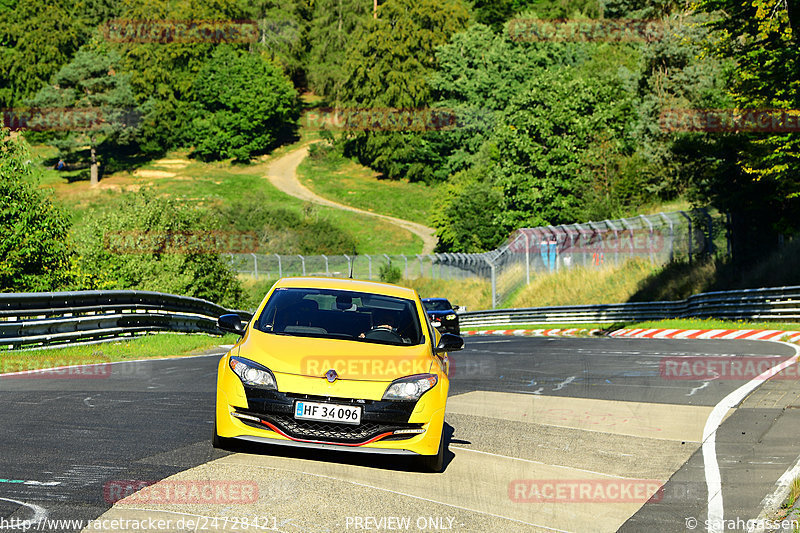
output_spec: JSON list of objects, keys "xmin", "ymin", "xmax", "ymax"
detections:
[{"xmin": 325, "ymin": 369, "xmax": 338, "ymax": 383}]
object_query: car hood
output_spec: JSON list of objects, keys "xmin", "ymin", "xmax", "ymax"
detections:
[{"xmin": 239, "ymin": 330, "xmax": 433, "ymax": 381}]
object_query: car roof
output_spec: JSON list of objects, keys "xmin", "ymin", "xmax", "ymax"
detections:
[
  {"xmin": 421, "ymin": 297, "xmax": 450, "ymax": 302},
  {"xmin": 273, "ymin": 277, "xmax": 419, "ymax": 300}
]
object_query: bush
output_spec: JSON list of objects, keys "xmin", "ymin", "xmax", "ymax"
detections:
[
  {"xmin": 0, "ymin": 131, "xmax": 74, "ymax": 291},
  {"xmin": 72, "ymin": 190, "xmax": 243, "ymax": 308},
  {"xmin": 379, "ymin": 262, "xmax": 402, "ymax": 284}
]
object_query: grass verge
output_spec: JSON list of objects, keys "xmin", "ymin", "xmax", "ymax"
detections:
[
  {"xmin": 29, "ymin": 144, "xmax": 423, "ymax": 255},
  {"xmin": 297, "ymin": 145, "xmax": 439, "ymax": 227},
  {"xmin": 0, "ymin": 332, "xmax": 238, "ymax": 373},
  {"xmin": 463, "ymin": 318, "xmax": 800, "ymax": 334}
]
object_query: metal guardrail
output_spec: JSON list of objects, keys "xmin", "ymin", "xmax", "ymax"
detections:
[
  {"xmin": 4, "ymin": 285, "xmax": 798, "ymax": 350},
  {"xmin": 0, "ymin": 290, "xmax": 251, "ymax": 350},
  {"xmin": 459, "ymin": 286, "xmax": 800, "ymax": 327}
]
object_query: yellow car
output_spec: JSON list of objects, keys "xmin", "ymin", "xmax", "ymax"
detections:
[{"xmin": 213, "ymin": 277, "xmax": 464, "ymax": 472}]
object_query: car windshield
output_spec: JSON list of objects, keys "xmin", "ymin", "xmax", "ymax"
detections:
[
  {"xmin": 422, "ymin": 299, "xmax": 452, "ymax": 312},
  {"xmin": 254, "ymin": 287, "xmax": 424, "ymax": 346}
]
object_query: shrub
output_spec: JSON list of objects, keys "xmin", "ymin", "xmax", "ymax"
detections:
[{"xmin": 0, "ymin": 131, "xmax": 74, "ymax": 291}]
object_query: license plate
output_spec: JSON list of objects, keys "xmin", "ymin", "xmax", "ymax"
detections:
[{"xmin": 294, "ymin": 401, "xmax": 362, "ymax": 425}]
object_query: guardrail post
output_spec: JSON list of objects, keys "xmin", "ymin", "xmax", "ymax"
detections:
[{"xmin": 274, "ymin": 254, "xmax": 282, "ymax": 278}]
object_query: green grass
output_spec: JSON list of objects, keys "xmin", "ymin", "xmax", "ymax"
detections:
[
  {"xmin": 401, "ymin": 277, "xmax": 493, "ymax": 311},
  {"xmin": 297, "ymin": 146, "xmax": 439, "ymax": 227},
  {"xmin": 510, "ymin": 259, "xmax": 663, "ymax": 308},
  {"xmin": 466, "ymin": 323, "xmax": 607, "ymax": 331},
  {"xmin": 27, "ymin": 143, "xmax": 423, "ymax": 255},
  {"xmin": 1, "ymin": 332, "xmax": 238, "ymax": 372},
  {"xmin": 628, "ymin": 318, "xmax": 800, "ymax": 331}
]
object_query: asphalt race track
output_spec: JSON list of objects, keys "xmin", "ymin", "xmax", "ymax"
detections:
[{"xmin": 1, "ymin": 337, "xmax": 799, "ymax": 532}]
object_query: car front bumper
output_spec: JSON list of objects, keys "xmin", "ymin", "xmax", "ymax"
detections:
[{"xmin": 216, "ymin": 357, "xmax": 447, "ymax": 456}]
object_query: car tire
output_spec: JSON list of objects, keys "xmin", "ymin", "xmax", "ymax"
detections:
[
  {"xmin": 420, "ymin": 430, "xmax": 445, "ymax": 473},
  {"xmin": 212, "ymin": 419, "xmax": 231, "ymax": 450}
]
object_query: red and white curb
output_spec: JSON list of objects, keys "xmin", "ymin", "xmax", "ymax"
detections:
[
  {"xmin": 610, "ymin": 328, "xmax": 800, "ymax": 342},
  {"xmin": 463, "ymin": 328, "xmax": 600, "ymax": 337}
]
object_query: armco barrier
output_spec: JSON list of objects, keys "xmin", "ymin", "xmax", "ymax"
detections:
[
  {"xmin": 458, "ymin": 285, "xmax": 800, "ymax": 327},
  {"xmin": 0, "ymin": 290, "xmax": 251, "ymax": 350},
  {"xmin": 3, "ymin": 285, "xmax": 799, "ymax": 350}
]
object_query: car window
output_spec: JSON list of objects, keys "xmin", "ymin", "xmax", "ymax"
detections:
[
  {"xmin": 422, "ymin": 300, "xmax": 452, "ymax": 311},
  {"xmin": 255, "ymin": 287, "xmax": 423, "ymax": 346}
]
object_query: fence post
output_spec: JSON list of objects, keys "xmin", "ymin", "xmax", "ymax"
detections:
[
  {"xmin": 298, "ymin": 255, "xmax": 306, "ymax": 276},
  {"xmin": 640, "ymin": 214, "xmax": 655, "ymax": 264},
  {"xmin": 428, "ymin": 254, "xmax": 436, "ymax": 278},
  {"xmin": 658, "ymin": 212, "xmax": 674, "ymax": 262},
  {"xmin": 524, "ymin": 231, "xmax": 530, "ymax": 285},
  {"xmin": 251, "ymin": 253, "xmax": 258, "ymax": 280},
  {"xmin": 702, "ymin": 208, "xmax": 714, "ymax": 255},
  {"xmin": 726, "ymin": 212, "xmax": 733, "ymax": 259},
  {"xmin": 679, "ymin": 211, "xmax": 693, "ymax": 264},
  {"xmin": 401, "ymin": 254, "xmax": 408, "ymax": 279},
  {"xmin": 344, "ymin": 254, "xmax": 351, "ymax": 277},
  {"xmin": 275, "ymin": 254, "xmax": 282, "ymax": 278},
  {"xmin": 484, "ymin": 256, "xmax": 497, "ymax": 309},
  {"xmin": 365, "ymin": 254, "xmax": 372, "ymax": 279},
  {"xmin": 416, "ymin": 254, "xmax": 424, "ymax": 278},
  {"xmin": 604, "ymin": 219, "xmax": 620, "ymax": 266},
  {"xmin": 322, "ymin": 254, "xmax": 329, "ymax": 276}
]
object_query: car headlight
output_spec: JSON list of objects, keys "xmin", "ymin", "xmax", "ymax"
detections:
[
  {"xmin": 382, "ymin": 374, "xmax": 438, "ymax": 401},
  {"xmin": 445, "ymin": 314, "xmax": 456, "ymax": 320},
  {"xmin": 229, "ymin": 356, "xmax": 277, "ymax": 389}
]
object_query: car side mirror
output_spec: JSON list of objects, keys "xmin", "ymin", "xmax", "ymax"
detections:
[
  {"xmin": 452, "ymin": 305, "xmax": 460, "ymax": 311},
  {"xmin": 435, "ymin": 333, "xmax": 464, "ymax": 354},
  {"xmin": 218, "ymin": 313, "xmax": 246, "ymax": 335}
]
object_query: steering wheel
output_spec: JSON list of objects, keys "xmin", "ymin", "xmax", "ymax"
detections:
[{"xmin": 363, "ymin": 327, "xmax": 403, "ymax": 342}]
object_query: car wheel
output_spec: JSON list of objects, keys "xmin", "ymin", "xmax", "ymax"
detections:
[
  {"xmin": 420, "ymin": 430, "xmax": 445, "ymax": 473},
  {"xmin": 212, "ymin": 419, "xmax": 230, "ymax": 450}
]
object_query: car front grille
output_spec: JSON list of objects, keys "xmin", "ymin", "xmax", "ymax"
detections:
[{"xmin": 236, "ymin": 410, "xmax": 422, "ymax": 444}]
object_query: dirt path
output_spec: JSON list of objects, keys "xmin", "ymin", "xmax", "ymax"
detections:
[{"xmin": 265, "ymin": 144, "xmax": 438, "ymax": 254}]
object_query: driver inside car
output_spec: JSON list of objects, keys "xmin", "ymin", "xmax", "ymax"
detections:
[{"xmin": 359, "ymin": 308, "xmax": 400, "ymax": 339}]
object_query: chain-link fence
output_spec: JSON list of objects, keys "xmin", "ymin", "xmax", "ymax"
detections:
[
  {"xmin": 225, "ymin": 209, "xmax": 727, "ymax": 308},
  {"xmin": 223, "ymin": 253, "xmax": 477, "ymax": 282}
]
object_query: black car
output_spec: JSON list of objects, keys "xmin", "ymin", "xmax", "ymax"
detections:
[{"xmin": 421, "ymin": 297, "xmax": 460, "ymax": 335}]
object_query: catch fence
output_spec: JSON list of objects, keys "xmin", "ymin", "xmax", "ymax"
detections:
[{"xmin": 225, "ymin": 209, "xmax": 726, "ymax": 308}]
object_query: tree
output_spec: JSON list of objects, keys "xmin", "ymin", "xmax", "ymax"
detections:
[
  {"xmin": 339, "ymin": 0, "xmax": 470, "ymax": 182},
  {"xmin": 306, "ymin": 0, "xmax": 372, "ymax": 102},
  {"xmin": 0, "ymin": 0, "xmax": 88, "ymax": 106},
  {"xmin": 487, "ymin": 70, "xmax": 636, "ymax": 231},
  {"xmin": 694, "ymin": 0, "xmax": 800, "ymax": 247},
  {"xmin": 28, "ymin": 45, "xmax": 138, "ymax": 185},
  {"xmin": 0, "ymin": 130, "xmax": 74, "ymax": 291},
  {"xmin": 112, "ymin": 0, "xmax": 251, "ymax": 153},
  {"xmin": 188, "ymin": 46, "xmax": 300, "ymax": 161},
  {"xmin": 247, "ymin": 0, "xmax": 310, "ymax": 85}
]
